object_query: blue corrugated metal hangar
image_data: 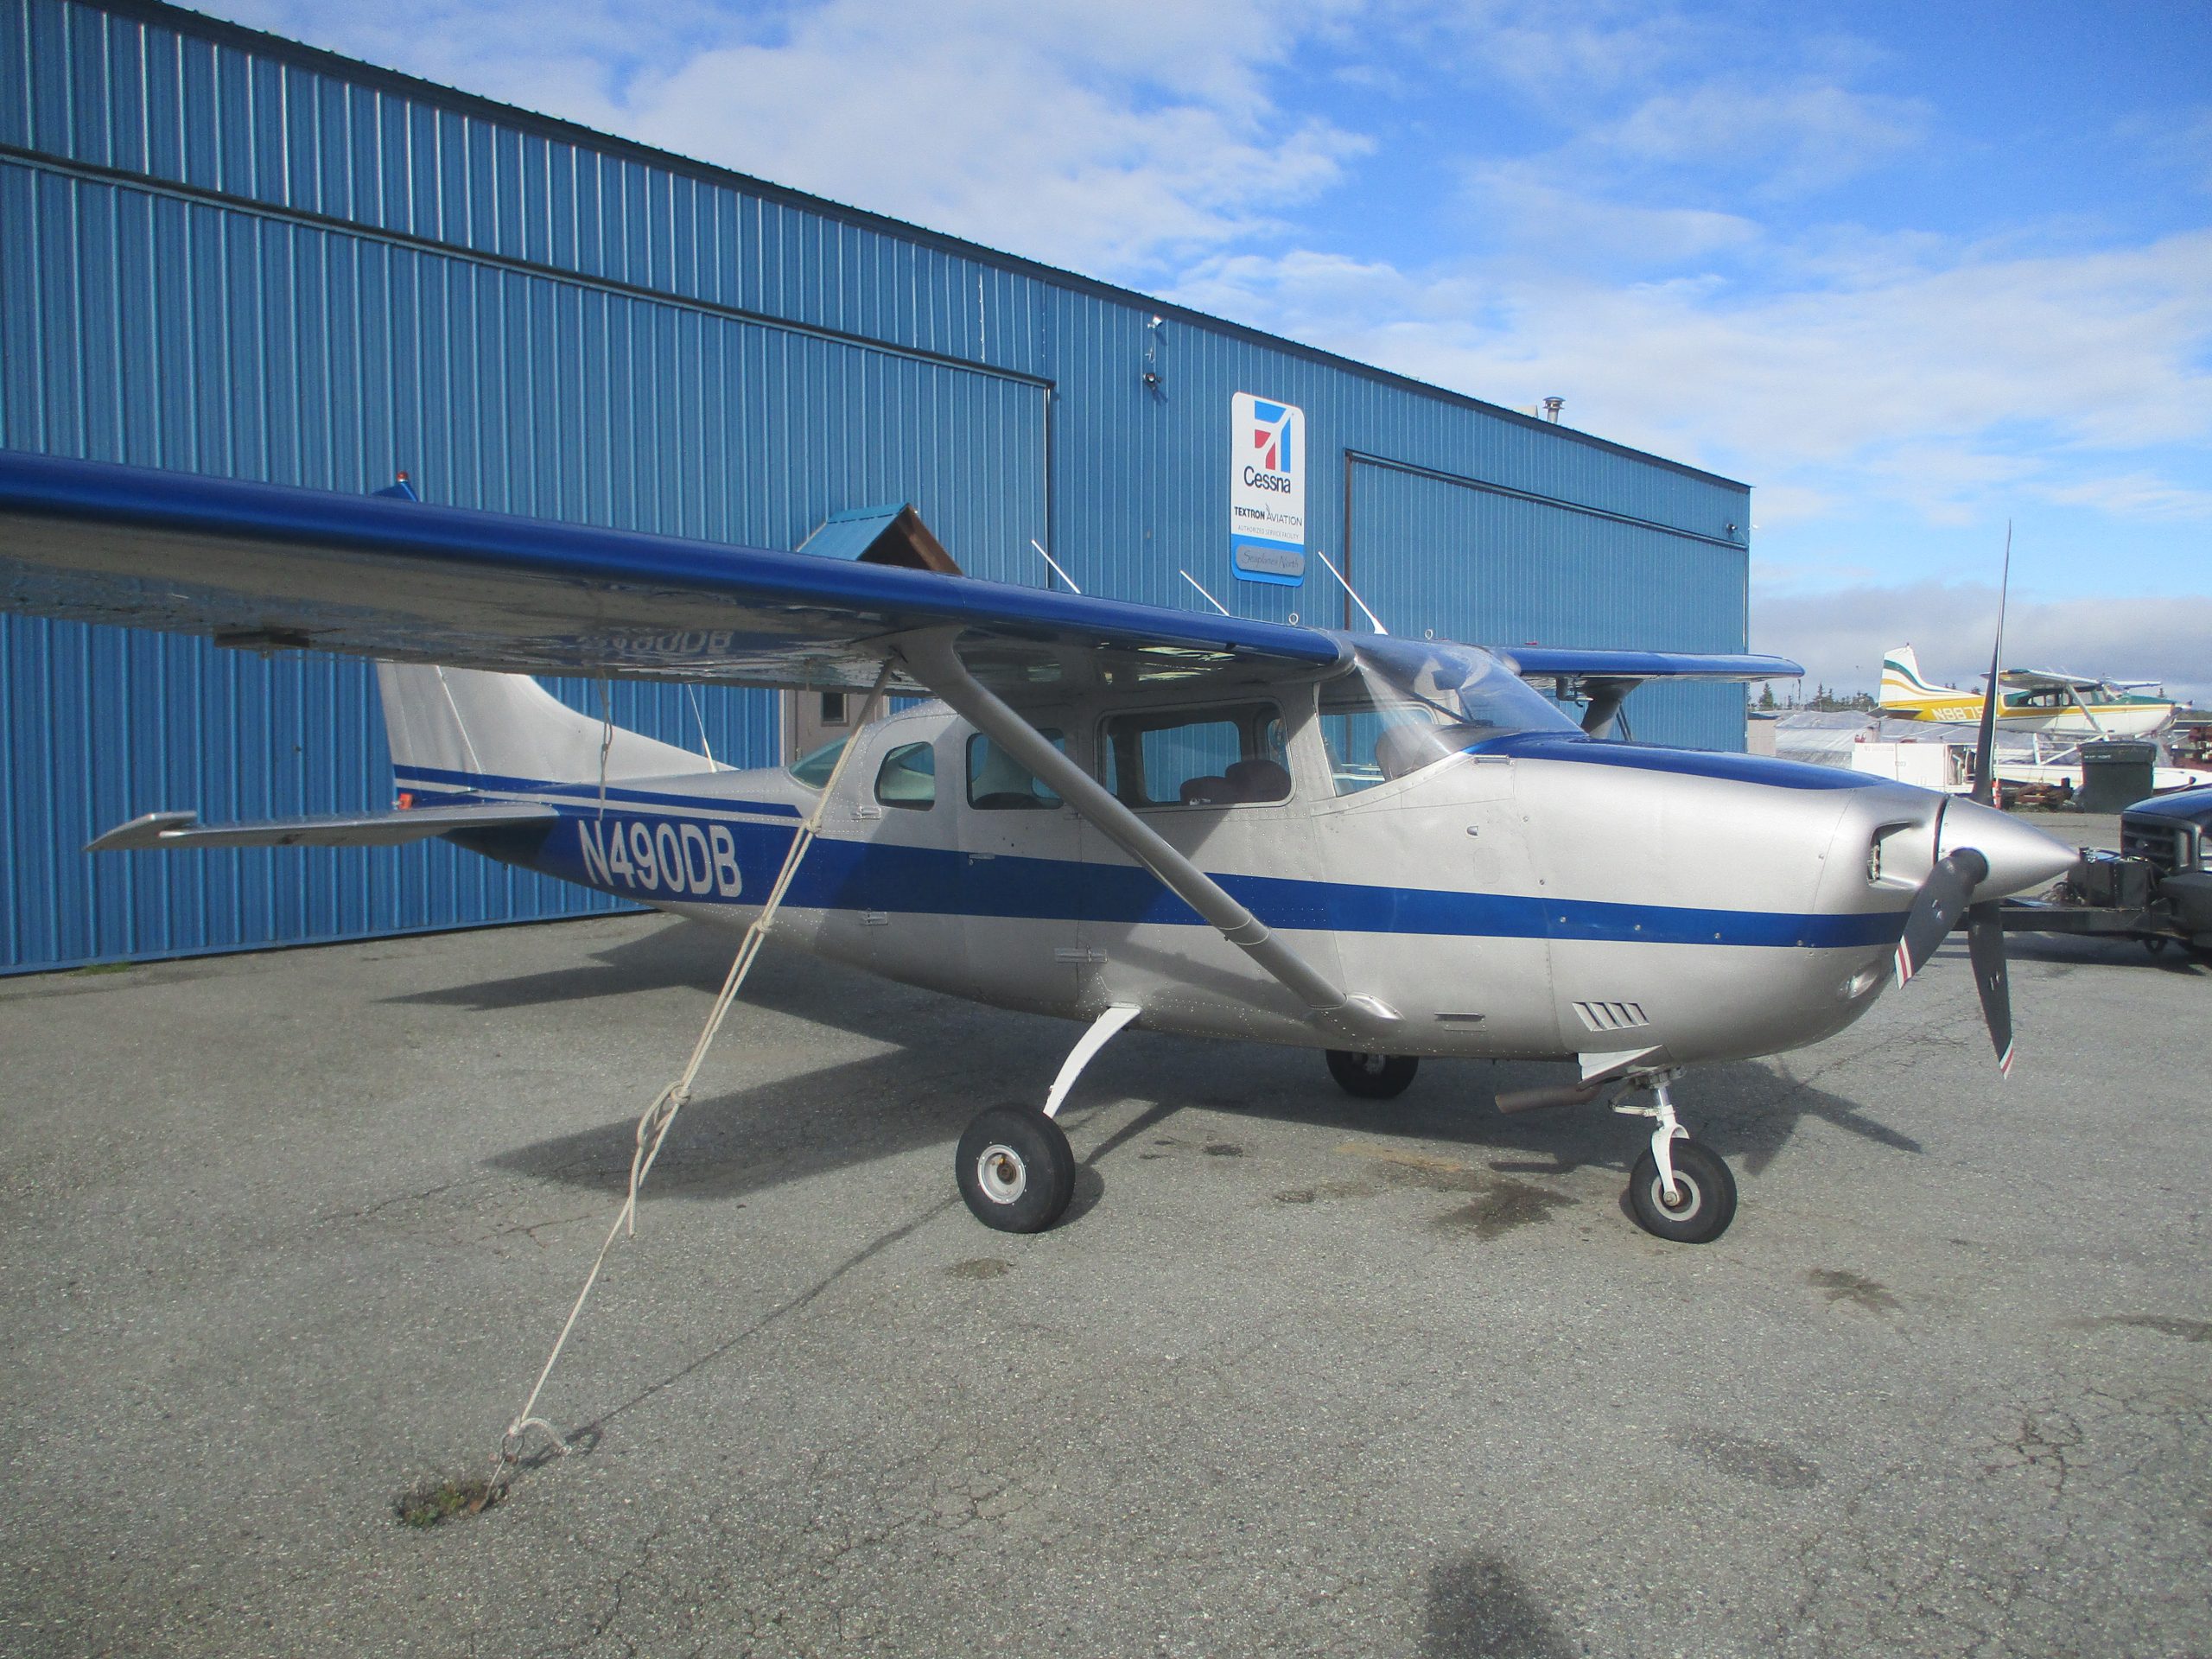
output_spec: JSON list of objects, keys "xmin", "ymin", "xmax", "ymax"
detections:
[{"xmin": 0, "ymin": 0, "xmax": 1753, "ymax": 975}]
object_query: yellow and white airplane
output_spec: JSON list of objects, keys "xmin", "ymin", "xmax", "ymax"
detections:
[{"xmin": 1879, "ymin": 645, "xmax": 2176, "ymax": 738}]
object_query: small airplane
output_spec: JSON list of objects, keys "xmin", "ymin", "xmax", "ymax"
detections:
[
  {"xmin": 1880, "ymin": 644, "xmax": 2176, "ymax": 738},
  {"xmin": 0, "ymin": 454, "xmax": 2076, "ymax": 1244}
]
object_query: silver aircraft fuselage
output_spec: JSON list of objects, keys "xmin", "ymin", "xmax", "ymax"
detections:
[{"xmin": 429, "ymin": 684, "xmax": 2070, "ymax": 1077}]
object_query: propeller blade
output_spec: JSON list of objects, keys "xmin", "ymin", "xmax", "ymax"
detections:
[
  {"xmin": 1967, "ymin": 900, "xmax": 2014, "ymax": 1075},
  {"xmin": 1896, "ymin": 846, "xmax": 1990, "ymax": 986},
  {"xmin": 1970, "ymin": 524, "xmax": 2012, "ymax": 806}
]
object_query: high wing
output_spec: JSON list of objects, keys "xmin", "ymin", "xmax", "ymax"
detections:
[
  {"xmin": 1999, "ymin": 668, "xmax": 2109, "ymax": 692},
  {"xmin": 1497, "ymin": 646, "xmax": 1802, "ymax": 736},
  {"xmin": 2, "ymin": 452, "xmax": 1802, "ymax": 702},
  {"xmin": 0, "ymin": 452, "xmax": 1344, "ymax": 701},
  {"xmin": 1498, "ymin": 647, "xmax": 1802, "ymax": 683}
]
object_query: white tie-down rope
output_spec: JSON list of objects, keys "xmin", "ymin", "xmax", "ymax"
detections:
[{"xmin": 496, "ymin": 660, "xmax": 898, "ymax": 1477}]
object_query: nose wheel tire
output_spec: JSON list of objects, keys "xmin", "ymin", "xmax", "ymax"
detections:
[
  {"xmin": 1325, "ymin": 1050, "xmax": 1419, "ymax": 1099},
  {"xmin": 1627, "ymin": 1140, "xmax": 1737, "ymax": 1244},
  {"xmin": 957, "ymin": 1105, "xmax": 1076, "ymax": 1233}
]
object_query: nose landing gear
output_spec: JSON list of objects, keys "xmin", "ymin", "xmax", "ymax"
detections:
[{"xmin": 1615, "ymin": 1071, "xmax": 1737, "ymax": 1243}]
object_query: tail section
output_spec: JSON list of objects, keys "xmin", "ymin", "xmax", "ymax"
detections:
[
  {"xmin": 1878, "ymin": 645, "xmax": 1971, "ymax": 717},
  {"xmin": 375, "ymin": 664, "xmax": 709, "ymax": 793}
]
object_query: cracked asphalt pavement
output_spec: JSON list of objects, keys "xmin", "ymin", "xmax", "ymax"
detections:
[{"xmin": 3, "ymin": 816, "xmax": 2207, "ymax": 1656}]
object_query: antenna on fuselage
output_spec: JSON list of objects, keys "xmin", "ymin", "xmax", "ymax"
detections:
[
  {"xmin": 1179, "ymin": 569, "xmax": 1232, "ymax": 615},
  {"xmin": 1029, "ymin": 538, "xmax": 1082, "ymax": 595},
  {"xmin": 685, "ymin": 683, "xmax": 721, "ymax": 771},
  {"xmin": 1312, "ymin": 549, "xmax": 1388, "ymax": 635}
]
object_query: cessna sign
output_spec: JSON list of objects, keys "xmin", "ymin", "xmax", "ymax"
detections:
[{"xmin": 1229, "ymin": 392, "xmax": 1307, "ymax": 585}]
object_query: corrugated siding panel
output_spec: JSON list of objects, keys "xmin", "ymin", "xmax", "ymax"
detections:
[
  {"xmin": 0, "ymin": 0, "xmax": 1751, "ymax": 972},
  {"xmin": 1347, "ymin": 461, "xmax": 1746, "ymax": 750},
  {"xmin": 0, "ymin": 136, "xmax": 1047, "ymax": 971},
  {"xmin": 1037, "ymin": 297, "xmax": 1747, "ymax": 661}
]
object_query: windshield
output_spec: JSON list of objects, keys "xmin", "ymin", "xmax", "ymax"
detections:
[
  {"xmin": 1319, "ymin": 635, "xmax": 1579, "ymax": 791},
  {"xmin": 787, "ymin": 736, "xmax": 849, "ymax": 790}
]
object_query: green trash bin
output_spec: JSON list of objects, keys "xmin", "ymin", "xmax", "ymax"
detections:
[{"xmin": 2076, "ymin": 740, "xmax": 2158, "ymax": 812}]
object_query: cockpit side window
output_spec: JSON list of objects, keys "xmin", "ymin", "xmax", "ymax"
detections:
[
  {"xmin": 966, "ymin": 729, "xmax": 1066, "ymax": 810},
  {"xmin": 1319, "ymin": 638, "xmax": 1580, "ymax": 792},
  {"xmin": 874, "ymin": 741, "xmax": 937, "ymax": 810},
  {"xmin": 1319, "ymin": 702, "xmax": 1448, "ymax": 794},
  {"xmin": 1101, "ymin": 702, "xmax": 1290, "ymax": 808}
]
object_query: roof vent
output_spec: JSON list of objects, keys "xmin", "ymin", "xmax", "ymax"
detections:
[{"xmin": 798, "ymin": 503, "xmax": 961, "ymax": 574}]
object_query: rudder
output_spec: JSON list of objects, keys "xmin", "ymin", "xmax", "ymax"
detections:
[{"xmin": 375, "ymin": 664, "xmax": 710, "ymax": 791}]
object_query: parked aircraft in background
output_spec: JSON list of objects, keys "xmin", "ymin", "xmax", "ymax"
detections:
[
  {"xmin": 1880, "ymin": 645, "xmax": 2175, "ymax": 737},
  {"xmin": 0, "ymin": 454, "xmax": 2075, "ymax": 1244}
]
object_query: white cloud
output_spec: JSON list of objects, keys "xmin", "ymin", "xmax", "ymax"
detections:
[
  {"xmin": 207, "ymin": 0, "xmax": 2212, "ymax": 575},
  {"xmin": 2036, "ymin": 472, "xmax": 2212, "ymax": 520},
  {"xmin": 1752, "ymin": 582, "xmax": 2212, "ymax": 704},
  {"xmin": 213, "ymin": 0, "xmax": 1370, "ymax": 278},
  {"xmin": 1173, "ymin": 227, "xmax": 2212, "ymax": 524},
  {"xmin": 1444, "ymin": 1, "xmax": 1712, "ymax": 102},
  {"xmin": 1599, "ymin": 82, "xmax": 1929, "ymax": 195},
  {"xmin": 1464, "ymin": 162, "xmax": 1761, "ymax": 264}
]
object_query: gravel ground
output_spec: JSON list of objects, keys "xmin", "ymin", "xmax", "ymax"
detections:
[{"xmin": 2, "ymin": 836, "xmax": 2205, "ymax": 1657}]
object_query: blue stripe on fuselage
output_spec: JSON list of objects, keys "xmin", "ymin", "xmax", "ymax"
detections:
[
  {"xmin": 454, "ymin": 785, "xmax": 1902, "ymax": 950},
  {"xmin": 395, "ymin": 761, "xmax": 804, "ymax": 817}
]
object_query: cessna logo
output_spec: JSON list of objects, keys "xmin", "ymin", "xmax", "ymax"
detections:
[{"xmin": 1245, "ymin": 399, "xmax": 1294, "ymax": 486}]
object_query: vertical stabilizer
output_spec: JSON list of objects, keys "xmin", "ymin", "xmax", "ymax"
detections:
[
  {"xmin": 1878, "ymin": 645, "xmax": 1965, "ymax": 711},
  {"xmin": 375, "ymin": 664, "xmax": 709, "ymax": 791}
]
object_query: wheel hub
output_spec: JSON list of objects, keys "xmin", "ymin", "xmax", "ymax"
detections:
[{"xmin": 976, "ymin": 1144, "xmax": 1027, "ymax": 1204}]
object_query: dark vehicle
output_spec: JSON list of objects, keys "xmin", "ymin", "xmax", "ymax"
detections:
[{"xmin": 2003, "ymin": 785, "xmax": 2212, "ymax": 957}]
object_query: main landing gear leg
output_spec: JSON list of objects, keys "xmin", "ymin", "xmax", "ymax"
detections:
[
  {"xmin": 956, "ymin": 1005, "xmax": 1140, "ymax": 1235},
  {"xmin": 1616, "ymin": 1070, "xmax": 1738, "ymax": 1244}
]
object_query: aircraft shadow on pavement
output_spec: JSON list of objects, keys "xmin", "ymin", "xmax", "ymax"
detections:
[
  {"xmin": 380, "ymin": 915, "xmax": 779, "ymax": 1012},
  {"xmin": 1993, "ymin": 931, "xmax": 2209, "ymax": 974},
  {"xmin": 480, "ymin": 921, "xmax": 1918, "ymax": 1205}
]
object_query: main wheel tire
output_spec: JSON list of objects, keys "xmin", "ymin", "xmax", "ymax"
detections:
[
  {"xmin": 957, "ymin": 1105, "xmax": 1076, "ymax": 1234},
  {"xmin": 1627, "ymin": 1140, "xmax": 1738, "ymax": 1244},
  {"xmin": 1325, "ymin": 1050, "xmax": 1420, "ymax": 1099}
]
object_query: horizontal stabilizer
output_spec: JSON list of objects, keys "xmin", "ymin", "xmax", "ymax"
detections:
[{"xmin": 86, "ymin": 801, "xmax": 558, "ymax": 853}]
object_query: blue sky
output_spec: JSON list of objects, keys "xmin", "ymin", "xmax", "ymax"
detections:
[{"xmin": 209, "ymin": 0, "xmax": 2212, "ymax": 699}]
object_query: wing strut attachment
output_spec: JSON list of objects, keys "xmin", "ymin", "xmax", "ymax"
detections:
[{"xmin": 901, "ymin": 631, "xmax": 1397, "ymax": 1040}]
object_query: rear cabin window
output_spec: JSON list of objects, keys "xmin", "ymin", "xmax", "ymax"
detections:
[
  {"xmin": 1102, "ymin": 703, "xmax": 1289, "ymax": 808},
  {"xmin": 874, "ymin": 741, "xmax": 937, "ymax": 810},
  {"xmin": 966, "ymin": 730, "xmax": 1067, "ymax": 809}
]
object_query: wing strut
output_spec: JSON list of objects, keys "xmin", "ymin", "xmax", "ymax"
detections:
[{"xmin": 899, "ymin": 631, "xmax": 1398, "ymax": 1041}]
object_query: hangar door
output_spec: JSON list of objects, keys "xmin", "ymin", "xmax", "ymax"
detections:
[
  {"xmin": 1341, "ymin": 456, "xmax": 1750, "ymax": 752},
  {"xmin": 0, "ymin": 159, "xmax": 1048, "ymax": 972}
]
